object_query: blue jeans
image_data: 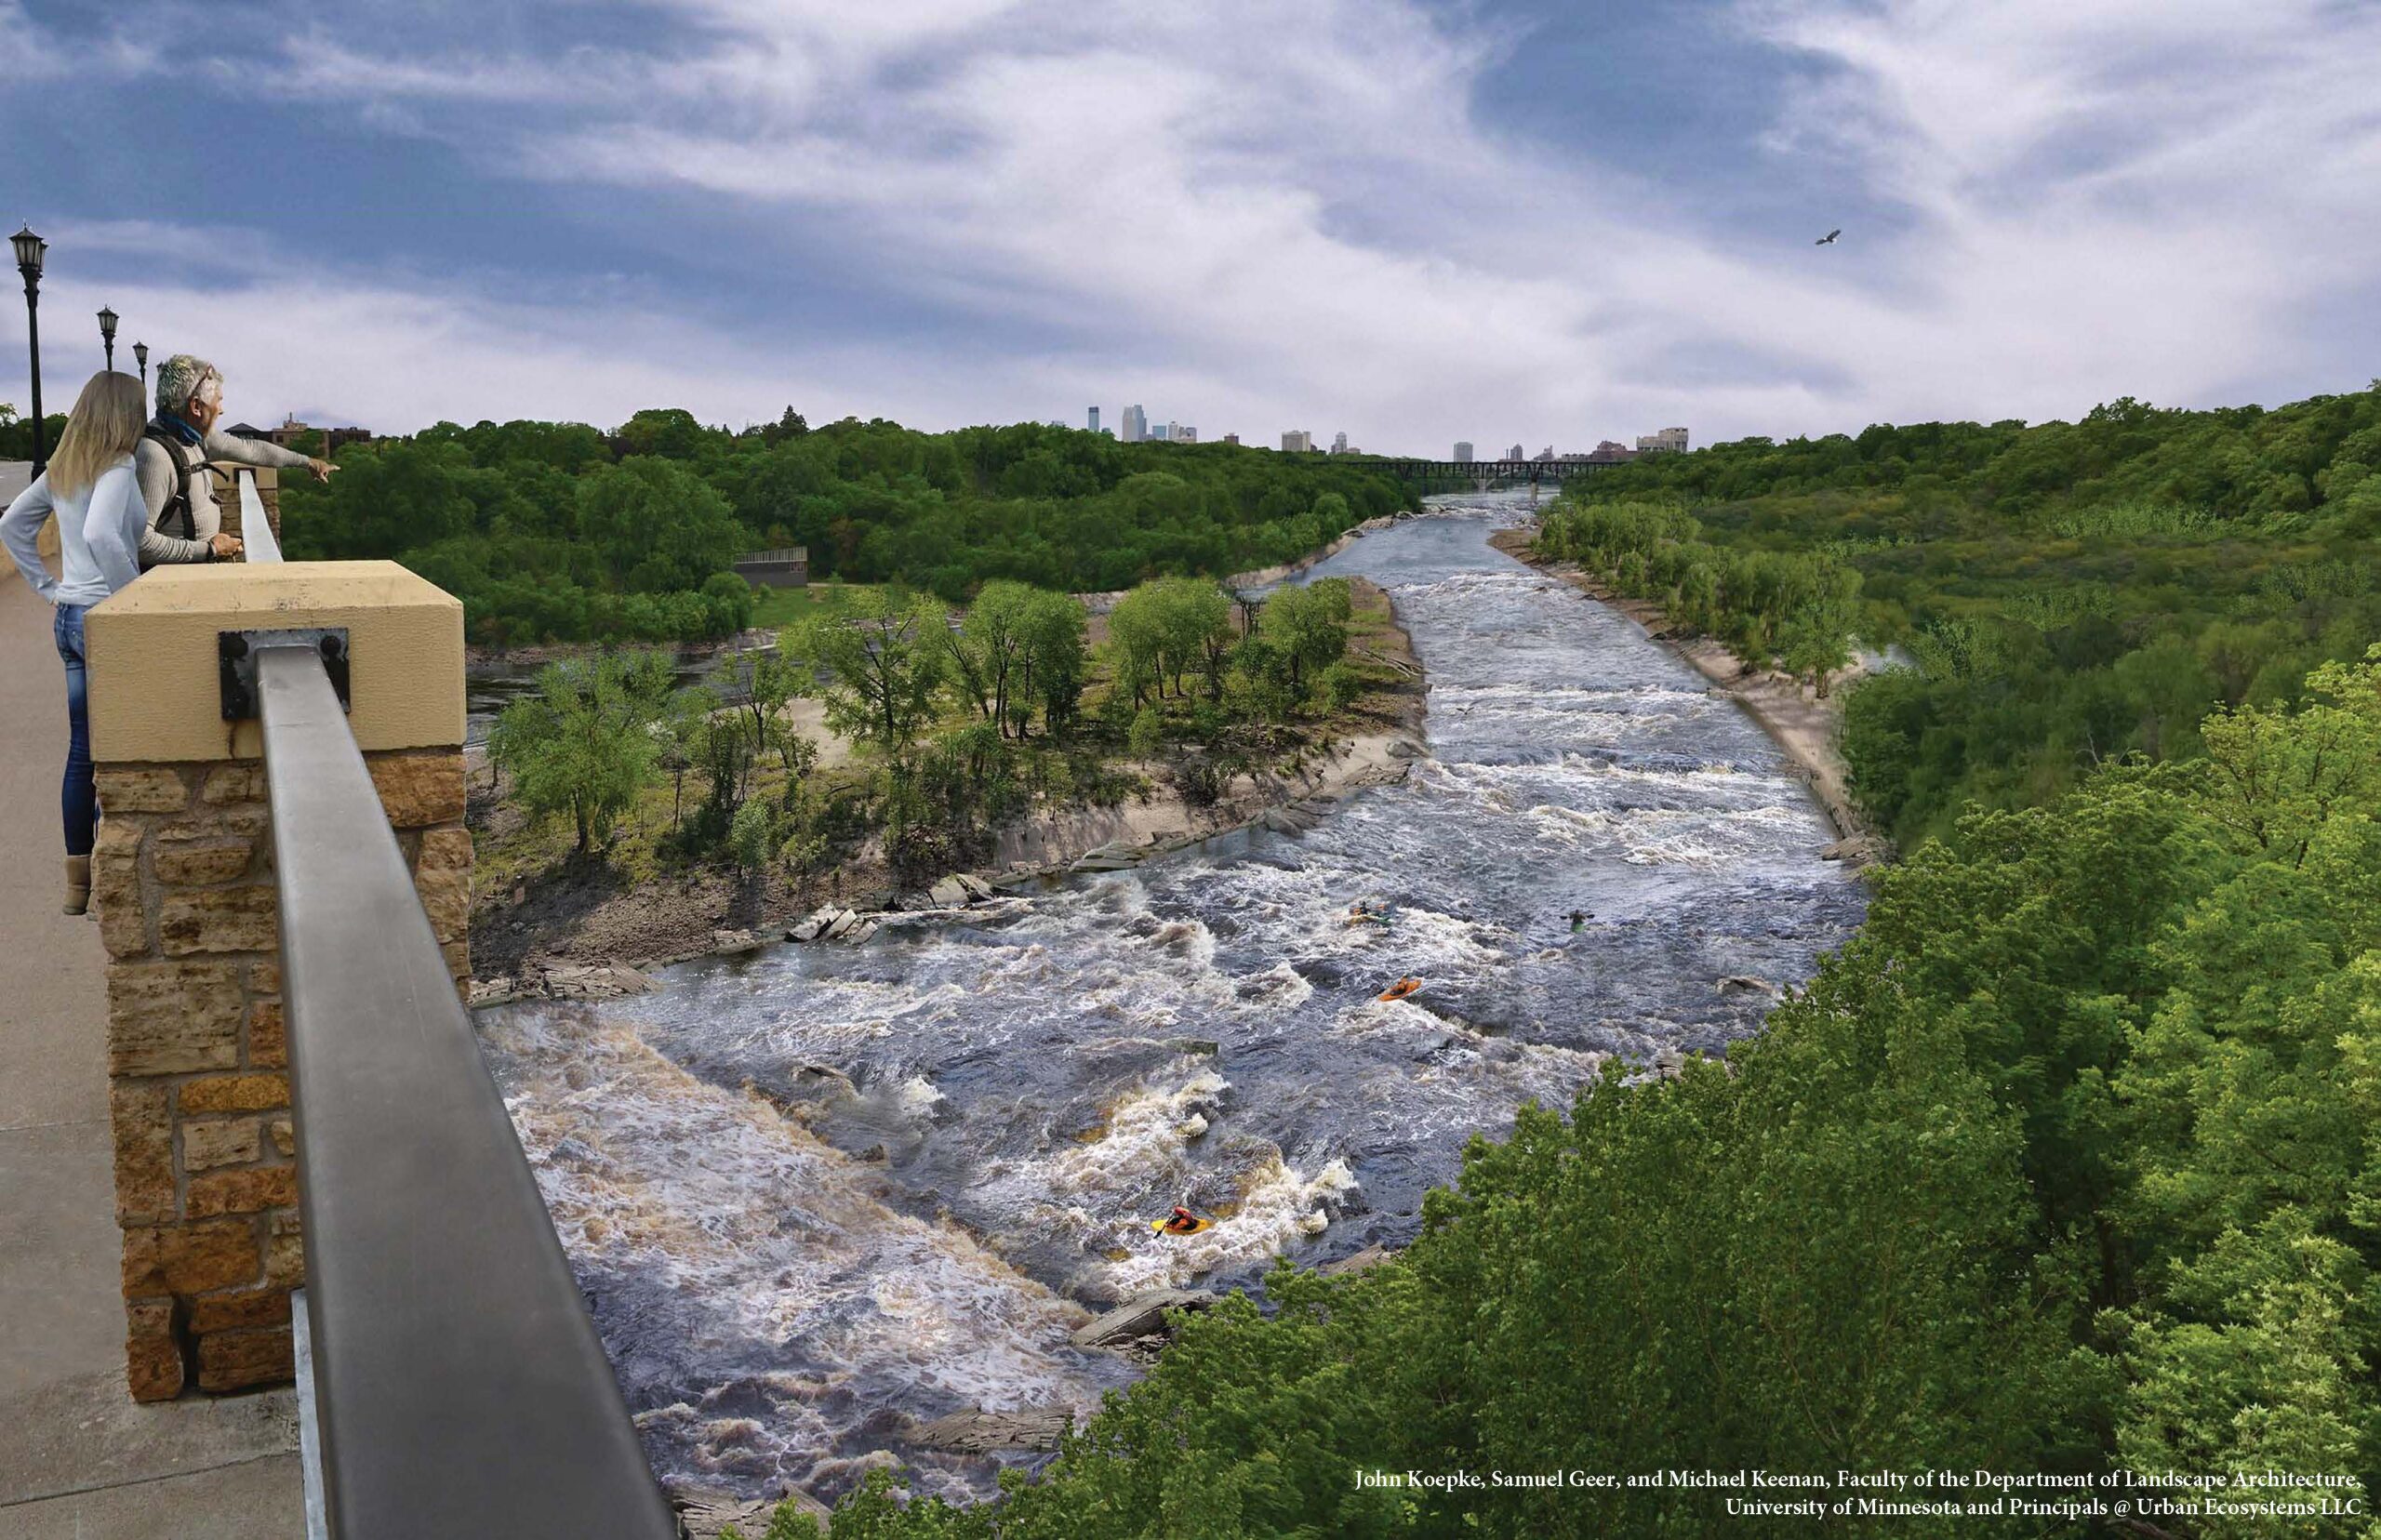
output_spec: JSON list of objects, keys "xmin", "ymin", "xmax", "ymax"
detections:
[{"xmin": 55, "ymin": 603, "xmax": 95, "ymax": 857}]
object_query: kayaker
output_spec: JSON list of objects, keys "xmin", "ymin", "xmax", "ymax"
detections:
[{"xmin": 1162, "ymin": 1207, "xmax": 1203, "ymax": 1235}]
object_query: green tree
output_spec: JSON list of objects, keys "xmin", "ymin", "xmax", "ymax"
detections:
[
  {"xmin": 1259, "ymin": 577, "xmax": 1353, "ymax": 695},
  {"xmin": 799, "ymin": 592, "xmax": 949, "ymax": 757},
  {"xmin": 575, "ymin": 457, "xmax": 748, "ymax": 594},
  {"xmin": 486, "ymin": 650, "xmax": 674, "ymax": 852},
  {"xmin": 1017, "ymin": 588, "xmax": 1088, "ymax": 737}
]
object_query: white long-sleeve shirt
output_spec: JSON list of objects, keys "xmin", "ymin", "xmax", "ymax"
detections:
[{"xmin": 1, "ymin": 456, "xmax": 148, "ymax": 607}]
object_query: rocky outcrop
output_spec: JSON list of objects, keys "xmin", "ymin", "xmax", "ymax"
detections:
[
  {"xmin": 671, "ymin": 1484, "xmax": 832, "ymax": 1540},
  {"xmin": 908, "ymin": 1404, "xmax": 1078, "ymax": 1454},
  {"xmin": 1071, "ymin": 1289, "xmax": 1218, "ymax": 1353},
  {"xmin": 469, "ymin": 959, "xmax": 658, "ymax": 1007},
  {"xmin": 1317, "ymin": 1244, "xmax": 1394, "ymax": 1278},
  {"xmin": 1819, "ymin": 833, "xmax": 1891, "ymax": 870},
  {"xmin": 789, "ymin": 873, "xmax": 1001, "ymax": 945}
]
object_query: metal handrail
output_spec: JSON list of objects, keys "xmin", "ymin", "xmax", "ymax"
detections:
[{"xmin": 256, "ymin": 641, "xmax": 673, "ymax": 1537}]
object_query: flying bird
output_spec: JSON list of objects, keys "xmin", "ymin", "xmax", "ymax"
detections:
[{"xmin": 1816, "ymin": 229, "xmax": 1842, "ymax": 246}]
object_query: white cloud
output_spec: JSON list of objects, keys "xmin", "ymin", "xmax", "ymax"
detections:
[{"xmin": 6, "ymin": 0, "xmax": 2379, "ymax": 446}]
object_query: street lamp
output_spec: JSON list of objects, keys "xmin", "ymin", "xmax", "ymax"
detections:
[
  {"xmin": 98, "ymin": 305, "xmax": 116, "ymax": 371},
  {"xmin": 11, "ymin": 224, "xmax": 46, "ymax": 474},
  {"xmin": 135, "ymin": 340, "xmax": 148, "ymax": 396}
]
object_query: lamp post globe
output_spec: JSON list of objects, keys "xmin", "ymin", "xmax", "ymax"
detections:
[
  {"xmin": 12, "ymin": 224, "xmax": 46, "ymax": 474},
  {"xmin": 98, "ymin": 304, "xmax": 117, "ymax": 371}
]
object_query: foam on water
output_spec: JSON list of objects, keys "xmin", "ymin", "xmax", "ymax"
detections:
[{"xmin": 477, "ymin": 1008, "xmax": 1127, "ymax": 1502}]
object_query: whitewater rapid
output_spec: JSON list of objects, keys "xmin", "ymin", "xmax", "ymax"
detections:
[{"xmin": 476, "ymin": 498, "xmax": 1867, "ymax": 1504}]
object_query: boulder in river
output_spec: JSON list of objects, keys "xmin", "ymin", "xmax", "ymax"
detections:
[
  {"xmin": 711, "ymin": 928, "xmax": 765, "ymax": 955},
  {"xmin": 1715, "ymin": 975, "xmax": 1781, "ymax": 997},
  {"xmin": 1317, "ymin": 1244, "xmax": 1394, "ymax": 1278},
  {"xmin": 823, "ymin": 908, "xmax": 862, "ymax": 939},
  {"xmin": 956, "ymin": 872, "xmax": 997, "ymax": 900},
  {"xmin": 1819, "ymin": 833, "xmax": 1891, "ymax": 869},
  {"xmin": 929, "ymin": 877, "xmax": 970, "ymax": 908},
  {"xmin": 908, "ymin": 1404, "xmax": 1078, "ymax": 1454},
  {"xmin": 539, "ymin": 962, "xmax": 657, "ymax": 1001},
  {"xmin": 787, "ymin": 905, "xmax": 844, "ymax": 942},
  {"xmin": 1071, "ymin": 1289, "xmax": 1218, "ymax": 1352}
]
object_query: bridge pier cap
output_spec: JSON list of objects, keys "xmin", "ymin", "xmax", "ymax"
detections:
[
  {"xmin": 83, "ymin": 561, "xmax": 470, "ymax": 1401},
  {"xmin": 86, "ymin": 561, "xmax": 464, "ymax": 763}
]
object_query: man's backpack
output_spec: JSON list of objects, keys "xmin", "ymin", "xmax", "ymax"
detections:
[{"xmin": 140, "ymin": 427, "xmax": 204, "ymax": 541}]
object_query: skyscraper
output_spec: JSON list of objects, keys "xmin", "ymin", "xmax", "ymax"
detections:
[
  {"xmin": 1507, "ymin": 443, "xmax": 1524, "ymax": 461},
  {"xmin": 1453, "ymin": 441, "xmax": 1474, "ymax": 463},
  {"xmin": 1636, "ymin": 426, "xmax": 1690, "ymax": 455},
  {"xmin": 1088, "ymin": 406, "xmax": 1100, "ymax": 433},
  {"xmin": 1122, "ymin": 405, "xmax": 1148, "ymax": 444},
  {"xmin": 1331, "ymin": 431, "xmax": 1349, "ymax": 455},
  {"xmin": 1283, "ymin": 430, "xmax": 1313, "ymax": 453}
]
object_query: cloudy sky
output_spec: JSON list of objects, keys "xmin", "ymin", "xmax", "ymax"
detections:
[{"xmin": 2, "ymin": 0, "xmax": 2375, "ymax": 453}]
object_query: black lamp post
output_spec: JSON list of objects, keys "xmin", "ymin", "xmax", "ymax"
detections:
[
  {"xmin": 11, "ymin": 224, "xmax": 45, "ymax": 474},
  {"xmin": 134, "ymin": 340, "xmax": 148, "ymax": 395},
  {"xmin": 98, "ymin": 304, "xmax": 117, "ymax": 371}
]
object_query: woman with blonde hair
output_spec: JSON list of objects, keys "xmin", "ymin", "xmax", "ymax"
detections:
[{"xmin": 1, "ymin": 370, "xmax": 153, "ymax": 913}]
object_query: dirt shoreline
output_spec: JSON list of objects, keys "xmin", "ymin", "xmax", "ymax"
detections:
[
  {"xmin": 1486, "ymin": 527, "xmax": 1880, "ymax": 855},
  {"xmin": 467, "ymin": 577, "xmax": 1429, "ymax": 991}
]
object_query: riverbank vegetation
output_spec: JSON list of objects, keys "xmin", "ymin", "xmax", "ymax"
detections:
[
  {"xmin": 278, "ymin": 409, "xmax": 1412, "ymax": 646},
  {"xmin": 734, "ymin": 647, "xmax": 2381, "ymax": 1538},
  {"xmin": 704, "ymin": 388, "xmax": 2381, "ymax": 1537},
  {"xmin": 1536, "ymin": 385, "xmax": 2381, "ymax": 848},
  {"xmin": 471, "ymin": 574, "xmax": 1414, "ymax": 974}
]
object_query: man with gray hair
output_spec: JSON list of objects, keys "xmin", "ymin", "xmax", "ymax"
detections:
[{"xmin": 135, "ymin": 352, "xmax": 337, "ymax": 565}]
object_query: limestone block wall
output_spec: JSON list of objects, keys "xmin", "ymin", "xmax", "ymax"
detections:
[
  {"xmin": 84, "ymin": 560, "xmax": 468, "ymax": 1402},
  {"xmin": 96, "ymin": 751, "xmax": 470, "ymax": 1399}
]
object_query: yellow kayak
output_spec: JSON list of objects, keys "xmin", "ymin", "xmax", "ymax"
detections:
[{"xmin": 1151, "ymin": 1215, "xmax": 1214, "ymax": 1237}]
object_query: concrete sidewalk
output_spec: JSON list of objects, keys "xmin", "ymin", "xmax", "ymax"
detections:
[{"xmin": 0, "ymin": 575, "xmax": 302, "ymax": 1535}]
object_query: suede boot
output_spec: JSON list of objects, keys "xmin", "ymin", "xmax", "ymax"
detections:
[{"xmin": 63, "ymin": 856, "xmax": 90, "ymax": 916}]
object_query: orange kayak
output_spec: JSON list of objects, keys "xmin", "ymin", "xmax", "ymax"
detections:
[{"xmin": 1377, "ymin": 976, "xmax": 1424, "ymax": 1002}]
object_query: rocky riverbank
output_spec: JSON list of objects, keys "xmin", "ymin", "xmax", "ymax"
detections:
[
  {"xmin": 1487, "ymin": 526, "xmax": 1885, "ymax": 865},
  {"xmin": 467, "ymin": 577, "xmax": 1429, "ymax": 997}
]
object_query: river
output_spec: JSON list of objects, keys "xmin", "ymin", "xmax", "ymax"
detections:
[{"xmin": 475, "ymin": 496, "xmax": 1868, "ymax": 1505}]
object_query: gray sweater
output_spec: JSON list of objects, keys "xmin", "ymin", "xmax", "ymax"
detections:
[{"xmin": 134, "ymin": 427, "xmax": 314, "ymax": 565}]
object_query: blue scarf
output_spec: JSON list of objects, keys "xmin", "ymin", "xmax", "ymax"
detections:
[{"xmin": 151, "ymin": 413, "xmax": 203, "ymax": 446}]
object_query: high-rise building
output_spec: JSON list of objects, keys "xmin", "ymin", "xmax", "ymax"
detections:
[
  {"xmin": 1088, "ymin": 406, "xmax": 1100, "ymax": 434},
  {"xmin": 1283, "ymin": 430, "xmax": 1313, "ymax": 453},
  {"xmin": 1122, "ymin": 405, "xmax": 1148, "ymax": 444},
  {"xmin": 1331, "ymin": 431, "xmax": 1349, "ymax": 455},
  {"xmin": 1222, "ymin": 432, "xmax": 1241, "ymax": 446},
  {"xmin": 1453, "ymin": 441, "xmax": 1474, "ymax": 463},
  {"xmin": 1507, "ymin": 443, "xmax": 1524, "ymax": 461},
  {"xmin": 1636, "ymin": 426, "xmax": 1690, "ymax": 455}
]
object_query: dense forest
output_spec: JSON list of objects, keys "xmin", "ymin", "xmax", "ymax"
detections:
[
  {"xmin": 1541, "ymin": 386, "xmax": 2381, "ymax": 847},
  {"xmin": 720, "ymin": 387, "xmax": 2381, "ymax": 1539},
  {"xmin": 273, "ymin": 409, "xmax": 1413, "ymax": 645}
]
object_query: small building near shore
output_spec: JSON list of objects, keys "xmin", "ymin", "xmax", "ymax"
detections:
[{"xmin": 734, "ymin": 547, "xmax": 810, "ymax": 588}]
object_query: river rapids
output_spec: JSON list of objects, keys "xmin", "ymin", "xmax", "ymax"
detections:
[{"xmin": 475, "ymin": 498, "xmax": 1868, "ymax": 1505}]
